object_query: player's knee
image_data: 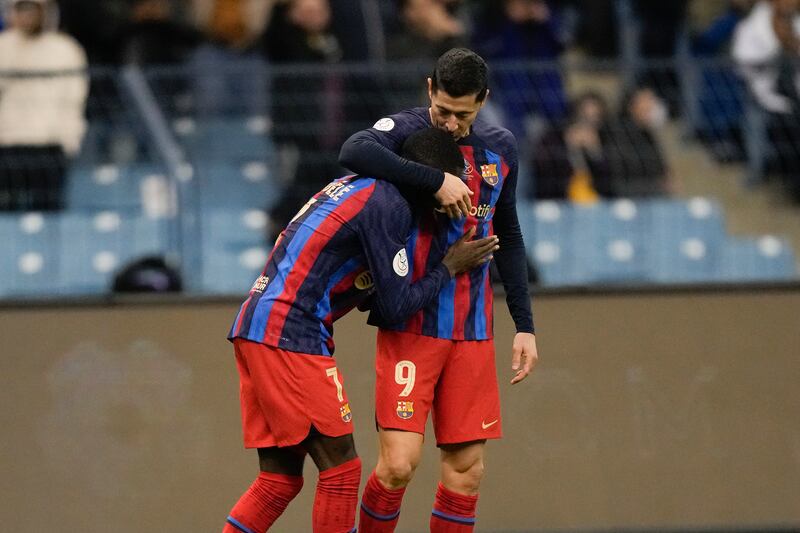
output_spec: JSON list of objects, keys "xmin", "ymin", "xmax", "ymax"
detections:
[
  {"xmin": 442, "ymin": 455, "xmax": 484, "ymax": 494},
  {"xmin": 376, "ymin": 454, "xmax": 419, "ymax": 488}
]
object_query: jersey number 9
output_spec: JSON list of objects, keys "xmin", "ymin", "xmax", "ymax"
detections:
[{"xmin": 395, "ymin": 361, "xmax": 416, "ymax": 397}]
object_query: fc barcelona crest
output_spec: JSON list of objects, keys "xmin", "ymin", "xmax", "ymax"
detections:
[
  {"xmin": 396, "ymin": 400, "xmax": 414, "ymax": 420},
  {"xmin": 340, "ymin": 403, "xmax": 352, "ymax": 423},
  {"xmin": 480, "ymin": 164, "xmax": 499, "ymax": 186}
]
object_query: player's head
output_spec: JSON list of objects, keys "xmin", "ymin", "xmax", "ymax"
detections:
[
  {"xmin": 401, "ymin": 127, "xmax": 464, "ymax": 178},
  {"xmin": 428, "ymin": 48, "xmax": 489, "ymax": 140}
]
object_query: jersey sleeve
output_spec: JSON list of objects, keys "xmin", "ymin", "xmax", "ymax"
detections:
[
  {"xmin": 338, "ymin": 110, "xmax": 445, "ymax": 192},
  {"xmin": 492, "ymin": 132, "xmax": 535, "ymax": 333},
  {"xmin": 354, "ymin": 187, "xmax": 452, "ymax": 324}
]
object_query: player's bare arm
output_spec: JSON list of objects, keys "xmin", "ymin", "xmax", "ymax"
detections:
[
  {"xmin": 510, "ymin": 332, "xmax": 538, "ymax": 385},
  {"xmin": 441, "ymin": 226, "xmax": 499, "ymax": 276}
]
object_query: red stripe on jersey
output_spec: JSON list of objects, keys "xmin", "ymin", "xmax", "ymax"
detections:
[
  {"xmin": 263, "ymin": 186, "xmax": 374, "ymax": 343},
  {"xmin": 407, "ymin": 214, "xmax": 435, "ymax": 334}
]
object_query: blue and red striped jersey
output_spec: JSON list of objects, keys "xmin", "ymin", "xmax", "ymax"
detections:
[
  {"xmin": 353, "ymin": 107, "xmax": 532, "ymax": 340},
  {"xmin": 228, "ymin": 176, "xmax": 452, "ymax": 356}
]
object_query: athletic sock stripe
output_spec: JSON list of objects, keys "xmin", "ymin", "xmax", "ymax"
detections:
[
  {"xmin": 226, "ymin": 516, "xmax": 255, "ymax": 533},
  {"xmin": 431, "ymin": 508, "xmax": 476, "ymax": 525},
  {"xmin": 360, "ymin": 501, "xmax": 400, "ymax": 521}
]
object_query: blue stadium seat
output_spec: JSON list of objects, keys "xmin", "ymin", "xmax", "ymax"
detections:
[
  {"xmin": 172, "ymin": 115, "xmax": 273, "ymax": 160},
  {"xmin": 519, "ymin": 200, "xmax": 579, "ymax": 286},
  {"xmin": 194, "ymin": 161, "xmax": 278, "ymax": 209},
  {"xmin": 719, "ymin": 236, "xmax": 797, "ymax": 282},
  {"xmin": 646, "ymin": 198, "xmax": 726, "ymax": 283},
  {"xmin": 0, "ymin": 213, "xmax": 61, "ymax": 297},
  {"xmin": 67, "ymin": 163, "xmax": 169, "ymax": 210},
  {"xmin": 198, "ymin": 207, "xmax": 272, "ymax": 294},
  {"xmin": 58, "ymin": 211, "xmax": 169, "ymax": 294}
]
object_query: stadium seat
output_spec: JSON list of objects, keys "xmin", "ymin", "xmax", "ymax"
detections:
[
  {"xmin": 194, "ymin": 161, "xmax": 278, "ymax": 209},
  {"xmin": 58, "ymin": 211, "xmax": 169, "ymax": 294},
  {"xmin": 0, "ymin": 213, "xmax": 61, "ymax": 297},
  {"xmin": 646, "ymin": 198, "xmax": 726, "ymax": 283},
  {"xmin": 198, "ymin": 207, "xmax": 272, "ymax": 294},
  {"xmin": 719, "ymin": 236, "xmax": 797, "ymax": 282},
  {"xmin": 172, "ymin": 115, "xmax": 273, "ymax": 160},
  {"xmin": 67, "ymin": 163, "xmax": 169, "ymax": 211}
]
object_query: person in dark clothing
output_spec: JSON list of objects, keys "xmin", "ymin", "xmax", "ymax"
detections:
[
  {"xmin": 119, "ymin": 0, "xmax": 201, "ymax": 65},
  {"xmin": 532, "ymin": 91, "xmax": 614, "ymax": 201},
  {"xmin": 472, "ymin": 0, "xmax": 569, "ymax": 138},
  {"xmin": 263, "ymin": 0, "xmax": 345, "ymax": 241},
  {"xmin": 604, "ymin": 87, "xmax": 673, "ymax": 197}
]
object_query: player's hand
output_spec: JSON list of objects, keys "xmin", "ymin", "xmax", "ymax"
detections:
[
  {"xmin": 441, "ymin": 227, "xmax": 498, "ymax": 276},
  {"xmin": 510, "ymin": 332, "xmax": 538, "ymax": 384},
  {"xmin": 435, "ymin": 172, "xmax": 473, "ymax": 219}
]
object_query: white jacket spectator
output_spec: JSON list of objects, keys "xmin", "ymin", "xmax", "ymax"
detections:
[
  {"xmin": 732, "ymin": 0, "xmax": 800, "ymax": 113},
  {"xmin": 0, "ymin": 0, "xmax": 88, "ymax": 155}
]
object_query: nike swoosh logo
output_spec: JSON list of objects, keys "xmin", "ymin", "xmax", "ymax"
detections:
[{"xmin": 482, "ymin": 419, "xmax": 498, "ymax": 430}]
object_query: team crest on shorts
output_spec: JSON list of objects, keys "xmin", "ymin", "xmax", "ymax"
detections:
[
  {"xmin": 480, "ymin": 164, "xmax": 499, "ymax": 186},
  {"xmin": 396, "ymin": 401, "xmax": 414, "ymax": 420},
  {"xmin": 340, "ymin": 403, "xmax": 352, "ymax": 423}
]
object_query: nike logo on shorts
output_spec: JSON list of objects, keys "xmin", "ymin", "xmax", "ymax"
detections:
[{"xmin": 482, "ymin": 419, "xmax": 498, "ymax": 429}]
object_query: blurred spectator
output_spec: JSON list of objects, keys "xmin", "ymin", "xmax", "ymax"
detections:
[
  {"xmin": 188, "ymin": 0, "xmax": 275, "ymax": 115},
  {"xmin": 531, "ymin": 91, "xmax": 614, "ymax": 202},
  {"xmin": 386, "ymin": 0, "xmax": 466, "ymax": 60},
  {"xmin": 58, "ymin": 0, "xmax": 129, "ymax": 64},
  {"xmin": 119, "ymin": 0, "xmax": 201, "ymax": 65},
  {"xmin": 733, "ymin": 0, "xmax": 800, "ymax": 197},
  {"xmin": 112, "ymin": 256, "xmax": 183, "ymax": 293},
  {"xmin": 604, "ymin": 87, "xmax": 674, "ymax": 197},
  {"xmin": 632, "ymin": 0, "xmax": 689, "ymax": 115},
  {"xmin": 690, "ymin": 0, "xmax": 755, "ymax": 163},
  {"xmin": 264, "ymin": 0, "xmax": 345, "ymax": 241},
  {"xmin": 472, "ymin": 0, "xmax": 569, "ymax": 138},
  {"xmin": 0, "ymin": 0, "xmax": 88, "ymax": 211}
]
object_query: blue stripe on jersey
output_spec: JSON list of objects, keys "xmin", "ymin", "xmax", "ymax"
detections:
[
  {"xmin": 436, "ymin": 216, "xmax": 465, "ymax": 338},
  {"xmin": 484, "ymin": 149, "xmax": 505, "ymax": 217},
  {"xmin": 246, "ymin": 179, "xmax": 375, "ymax": 341},
  {"xmin": 473, "ymin": 262, "xmax": 488, "ymax": 338},
  {"xmin": 314, "ymin": 257, "xmax": 362, "ymax": 355}
]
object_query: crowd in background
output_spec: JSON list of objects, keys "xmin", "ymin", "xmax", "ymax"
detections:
[{"xmin": 2, "ymin": 0, "xmax": 800, "ymax": 218}]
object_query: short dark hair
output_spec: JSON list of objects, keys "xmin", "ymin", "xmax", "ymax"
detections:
[
  {"xmin": 402, "ymin": 128, "xmax": 464, "ymax": 176},
  {"xmin": 431, "ymin": 48, "xmax": 488, "ymax": 102}
]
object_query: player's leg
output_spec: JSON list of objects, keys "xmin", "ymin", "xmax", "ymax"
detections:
[
  {"xmin": 428, "ymin": 339, "xmax": 501, "ymax": 532},
  {"xmin": 359, "ymin": 429, "xmax": 424, "ymax": 533},
  {"xmin": 360, "ymin": 330, "xmax": 446, "ymax": 533},
  {"xmin": 428, "ymin": 441, "xmax": 485, "ymax": 532},
  {"xmin": 303, "ymin": 433, "xmax": 362, "ymax": 533},
  {"xmin": 223, "ymin": 446, "xmax": 306, "ymax": 533},
  {"xmin": 224, "ymin": 341, "xmax": 307, "ymax": 533}
]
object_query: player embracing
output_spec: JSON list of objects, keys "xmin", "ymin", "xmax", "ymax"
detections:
[
  {"xmin": 222, "ymin": 128, "xmax": 498, "ymax": 533},
  {"xmin": 339, "ymin": 48, "xmax": 539, "ymax": 532}
]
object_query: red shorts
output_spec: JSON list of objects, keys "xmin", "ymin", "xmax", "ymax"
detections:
[
  {"xmin": 375, "ymin": 330, "xmax": 501, "ymax": 445},
  {"xmin": 233, "ymin": 338, "xmax": 354, "ymax": 448}
]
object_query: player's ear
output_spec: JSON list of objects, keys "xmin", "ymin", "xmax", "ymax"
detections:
[
  {"xmin": 427, "ymin": 77, "xmax": 433, "ymax": 100},
  {"xmin": 480, "ymin": 89, "xmax": 490, "ymax": 108}
]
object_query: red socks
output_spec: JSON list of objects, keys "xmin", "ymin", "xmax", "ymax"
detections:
[
  {"xmin": 223, "ymin": 471, "xmax": 304, "ymax": 533},
  {"xmin": 312, "ymin": 457, "xmax": 362, "ymax": 533},
  {"xmin": 430, "ymin": 483, "xmax": 478, "ymax": 532},
  {"xmin": 358, "ymin": 471, "xmax": 407, "ymax": 532}
]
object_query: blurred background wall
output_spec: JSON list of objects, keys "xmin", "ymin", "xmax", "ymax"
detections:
[{"xmin": 1, "ymin": 288, "xmax": 798, "ymax": 532}]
